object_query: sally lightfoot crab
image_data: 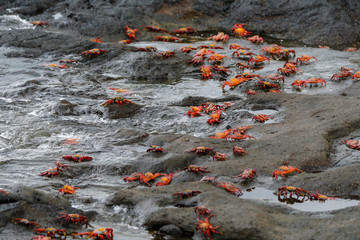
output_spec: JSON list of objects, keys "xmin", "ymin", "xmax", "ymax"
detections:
[
  {"xmin": 184, "ymin": 165, "xmax": 210, "ymax": 174},
  {"xmin": 341, "ymin": 139, "xmax": 360, "ymax": 150},
  {"xmin": 232, "ymin": 169, "xmax": 257, "ymax": 183},
  {"xmin": 173, "ymin": 190, "xmax": 202, "ymax": 198},
  {"xmin": 12, "ymin": 218, "xmax": 39, "ymax": 228},
  {"xmin": 62, "ymin": 155, "xmax": 93, "ymax": 163},
  {"xmin": 101, "ymin": 97, "xmax": 133, "ymax": 106},
  {"xmin": 58, "ymin": 213, "xmax": 89, "ymax": 228},
  {"xmin": 278, "ymin": 186, "xmax": 310, "ymax": 201},
  {"xmin": 146, "ymin": 145, "xmax": 166, "ymax": 153},
  {"xmin": 76, "ymin": 227, "xmax": 114, "ymax": 240},
  {"xmin": 186, "ymin": 147, "xmax": 215, "ymax": 155},
  {"xmin": 196, "ymin": 216, "xmax": 222, "ymax": 240}
]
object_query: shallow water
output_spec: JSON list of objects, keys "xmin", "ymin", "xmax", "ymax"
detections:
[{"xmin": 0, "ymin": 14, "xmax": 359, "ymax": 239}]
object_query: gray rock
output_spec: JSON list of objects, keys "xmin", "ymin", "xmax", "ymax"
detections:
[{"xmin": 159, "ymin": 224, "xmax": 183, "ymax": 237}]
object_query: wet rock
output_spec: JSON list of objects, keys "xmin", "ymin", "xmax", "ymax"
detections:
[
  {"xmin": 159, "ymin": 224, "xmax": 183, "ymax": 237},
  {"xmin": 104, "ymin": 102, "xmax": 142, "ymax": 119},
  {"xmin": 173, "ymin": 95, "xmax": 242, "ymax": 106},
  {"xmin": 53, "ymin": 99, "xmax": 78, "ymax": 116}
]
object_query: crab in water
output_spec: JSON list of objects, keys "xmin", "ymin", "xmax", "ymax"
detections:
[
  {"xmin": 248, "ymin": 55, "xmax": 270, "ymax": 67},
  {"xmin": 172, "ymin": 27, "xmax": 196, "ymax": 35},
  {"xmin": 296, "ymin": 55, "xmax": 318, "ymax": 65},
  {"xmin": 76, "ymin": 228, "xmax": 114, "ymax": 240},
  {"xmin": 158, "ymin": 51, "xmax": 175, "ymax": 59},
  {"xmin": 278, "ymin": 186, "xmax": 310, "ymax": 200},
  {"xmin": 252, "ymin": 114, "xmax": 274, "ymax": 123},
  {"xmin": 173, "ymin": 190, "xmax": 202, "ymax": 198},
  {"xmin": 351, "ymin": 71, "xmax": 360, "ymax": 81},
  {"xmin": 341, "ymin": 139, "xmax": 360, "ymax": 150},
  {"xmin": 134, "ymin": 46, "xmax": 158, "ymax": 52},
  {"xmin": 59, "ymin": 185, "xmax": 79, "ymax": 195},
  {"xmin": 208, "ymin": 32, "xmax": 229, "ymax": 42},
  {"xmin": 40, "ymin": 161, "xmax": 70, "ymax": 177},
  {"xmin": 233, "ymin": 169, "xmax": 257, "ymax": 182},
  {"xmin": 208, "ymin": 54, "xmax": 230, "ymax": 64},
  {"xmin": 310, "ymin": 191, "xmax": 336, "ymax": 201},
  {"xmin": 180, "ymin": 46, "xmax": 197, "ymax": 53},
  {"xmin": 153, "ymin": 36, "xmax": 179, "ymax": 42},
  {"xmin": 236, "ymin": 62, "xmax": 255, "ymax": 73},
  {"xmin": 303, "ymin": 77, "xmax": 327, "ymax": 87},
  {"xmin": 232, "ymin": 23, "xmax": 252, "ymax": 37},
  {"xmin": 44, "ymin": 63, "xmax": 70, "ymax": 69},
  {"xmin": 233, "ymin": 146, "xmax": 247, "ymax": 156},
  {"xmin": 0, "ymin": 189, "xmax": 9, "ymax": 195},
  {"xmin": 222, "ymin": 77, "xmax": 250, "ymax": 90},
  {"xmin": 146, "ymin": 145, "xmax": 166, "ymax": 153},
  {"xmin": 81, "ymin": 48, "xmax": 108, "ymax": 58},
  {"xmin": 155, "ymin": 172, "xmax": 178, "ymax": 187},
  {"xmin": 196, "ymin": 216, "xmax": 222, "ymax": 240},
  {"xmin": 272, "ymin": 163, "xmax": 303, "ymax": 180},
  {"xmin": 212, "ymin": 152, "xmax": 230, "ymax": 161},
  {"xmin": 247, "ymin": 35, "xmax": 264, "ymax": 44},
  {"xmin": 143, "ymin": 25, "xmax": 168, "ymax": 33},
  {"xmin": 62, "ymin": 155, "xmax": 93, "ymax": 163},
  {"xmin": 33, "ymin": 228, "xmax": 67, "ymax": 239},
  {"xmin": 186, "ymin": 146, "xmax": 215, "ymax": 155},
  {"xmin": 31, "ymin": 21, "xmax": 49, "ymax": 26},
  {"xmin": 125, "ymin": 25, "xmax": 141, "ymax": 41},
  {"xmin": 216, "ymin": 182, "xmax": 243, "ymax": 197},
  {"xmin": 58, "ymin": 213, "xmax": 89, "ymax": 228},
  {"xmin": 187, "ymin": 106, "xmax": 203, "ymax": 117},
  {"xmin": 12, "ymin": 218, "xmax": 39, "ymax": 228},
  {"xmin": 201, "ymin": 66, "xmax": 214, "ymax": 79},
  {"xmin": 184, "ymin": 165, "xmax": 210, "ymax": 174},
  {"xmin": 101, "ymin": 97, "xmax": 133, "ymax": 106}
]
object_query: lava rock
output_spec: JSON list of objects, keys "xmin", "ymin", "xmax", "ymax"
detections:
[
  {"xmin": 159, "ymin": 224, "xmax": 183, "ymax": 237},
  {"xmin": 53, "ymin": 99, "xmax": 78, "ymax": 116},
  {"xmin": 104, "ymin": 102, "xmax": 142, "ymax": 119}
]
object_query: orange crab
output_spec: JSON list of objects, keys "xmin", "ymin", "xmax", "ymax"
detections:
[
  {"xmin": 196, "ymin": 216, "xmax": 222, "ymax": 240},
  {"xmin": 139, "ymin": 172, "xmax": 163, "ymax": 186},
  {"xmin": 123, "ymin": 172, "xmax": 141, "ymax": 183},
  {"xmin": 195, "ymin": 206, "xmax": 213, "ymax": 218},
  {"xmin": 330, "ymin": 67, "xmax": 354, "ymax": 81},
  {"xmin": 352, "ymin": 71, "xmax": 360, "ymax": 81},
  {"xmin": 252, "ymin": 114, "xmax": 273, "ymax": 123},
  {"xmin": 189, "ymin": 55, "xmax": 205, "ymax": 65},
  {"xmin": 134, "ymin": 46, "xmax": 158, "ymax": 52},
  {"xmin": 229, "ymin": 44, "xmax": 253, "ymax": 50},
  {"xmin": 90, "ymin": 37, "xmax": 104, "ymax": 43},
  {"xmin": 76, "ymin": 228, "xmax": 114, "ymax": 240},
  {"xmin": 260, "ymin": 44, "xmax": 284, "ymax": 55},
  {"xmin": 263, "ymin": 74, "xmax": 285, "ymax": 84},
  {"xmin": 272, "ymin": 163, "xmax": 303, "ymax": 180},
  {"xmin": 277, "ymin": 66, "xmax": 302, "ymax": 76},
  {"xmin": 247, "ymin": 35, "xmax": 264, "ymax": 44},
  {"xmin": 233, "ymin": 146, "xmax": 247, "ymax": 156},
  {"xmin": 118, "ymin": 39, "xmax": 132, "ymax": 44},
  {"xmin": 125, "ymin": 25, "xmax": 141, "ymax": 41},
  {"xmin": 232, "ymin": 23, "xmax": 252, "ymax": 37},
  {"xmin": 59, "ymin": 185, "xmax": 79, "ymax": 195},
  {"xmin": 303, "ymin": 77, "xmax": 327, "ymax": 87},
  {"xmin": 291, "ymin": 80, "xmax": 306, "ymax": 88},
  {"xmin": 33, "ymin": 228, "xmax": 67, "ymax": 238},
  {"xmin": 207, "ymin": 110, "xmax": 223, "ymax": 125},
  {"xmin": 143, "ymin": 25, "xmax": 168, "ymax": 33},
  {"xmin": 296, "ymin": 55, "xmax": 318, "ymax": 65},
  {"xmin": 184, "ymin": 165, "xmax": 210, "ymax": 174},
  {"xmin": 344, "ymin": 47, "xmax": 357, "ymax": 52},
  {"xmin": 201, "ymin": 66, "xmax": 214, "ymax": 79},
  {"xmin": 208, "ymin": 54, "xmax": 230, "ymax": 64},
  {"xmin": 208, "ymin": 32, "xmax": 229, "ymax": 42},
  {"xmin": 209, "ymin": 129, "xmax": 232, "ymax": 140},
  {"xmin": 44, "ymin": 63, "xmax": 70, "ymax": 69},
  {"xmin": 278, "ymin": 186, "xmax": 310, "ymax": 200},
  {"xmin": 40, "ymin": 161, "xmax": 70, "ymax": 177},
  {"xmin": 155, "ymin": 172, "xmax": 177, "ymax": 187},
  {"xmin": 212, "ymin": 65, "xmax": 231, "ymax": 75},
  {"xmin": 222, "ymin": 77, "xmax": 250, "ymax": 90},
  {"xmin": 172, "ymin": 27, "xmax": 196, "ymax": 35},
  {"xmin": 198, "ymin": 44, "xmax": 224, "ymax": 49},
  {"xmin": 12, "ymin": 218, "xmax": 39, "ymax": 228},
  {"xmin": 194, "ymin": 48, "xmax": 215, "ymax": 57},
  {"xmin": 212, "ymin": 152, "xmax": 230, "ymax": 161},
  {"xmin": 310, "ymin": 191, "xmax": 336, "ymax": 201},
  {"xmin": 341, "ymin": 139, "xmax": 360, "ymax": 150},
  {"xmin": 173, "ymin": 190, "xmax": 201, "ymax": 198},
  {"xmin": 81, "ymin": 48, "xmax": 108, "ymax": 58},
  {"xmin": 180, "ymin": 46, "xmax": 197, "ymax": 53},
  {"xmin": 248, "ymin": 55, "xmax": 270, "ymax": 67},
  {"xmin": 108, "ymin": 85, "xmax": 132, "ymax": 95},
  {"xmin": 101, "ymin": 97, "xmax": 133, "ymax": 106},
  {"xmin": 62, "ymin": 155, "xmax": 93, "ymax": 163},
  {"xmin": 58, "ymin": 213, "xmax": 89, "ymax": 228},
  {"xmin": 31, "ymin": 21, "xmax": 49, "ymax": 26},
  {"xmin": 153, "ymin": 36, "xmax": 179, "ymax": 42},
  {"xmin": 232, "ymin": 50, "xmax": 256, "ymax": 59},
  {"xmin": 236, "ymin": 62, "xmax": 255, "ymax": 72},
  {"xmin": 186, "ymin": 146, "xmax": 215, "ymax": 155},
  {"xmin": 146, "ymin": 145, "xmax": 166, "ymax": 153},
  {"xmin": 216, "ymin": 181, "xmax": 243, "ymax": 197},
  {"xmin": 158, "ymin": 51, "xmax": 175, "ymax": 59},
  {"xmin": 245, "ymin": 89, "xmax": 258, "ymax": 96},
  {"xmin": 0, "ymin": 189, "xmax": 9, "ymax": 195},
  {"xmin": 233, "ymin": 169, "xmax": 257, "ymax": 182},
  {"xmin": 187, "ymin": 106, "xmax": 203, "ymax": 117},
  {"xmin": 257, "ymin": 80, "xmax": 281, "ymax": 90},
  {"xmin": 272, "ymin": 49, "xmax": 296, "ymax": 61}
]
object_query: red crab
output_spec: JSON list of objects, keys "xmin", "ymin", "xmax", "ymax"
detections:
[
  {"xmin": 232, "ymin": 50, "xmax": 256, "ymax": 59},
  {"xmin": 233, "ymin": 146, "xmax": 247, "ymax": 156},
  {"xmin": 207, "ymin": 110, "xmax": 223, "ymax": 125},
  {"xmin": 226, "ymin": 133, "xmax": 255, "ymax": 141},
  {"xmin": 198, "ymin": 44, "xmax": 224, "ymax": 49},
  {"xmin": 40, "ymin": 161, "xmax": 70, "ymax": 177},
  {"xmin": 134, "ymin": 46, "xmax": 158, "ymax": 52},
  {"xmin": 277, "ymin": 66, "xmax": 302, "ymax": 76},
  {"xmin": 222, "ymin": 77, "xmax": 250, "ymax": 90},
  {"xmin": 252, "ymin": 114, "xmax": 274, "ymax": 123},
  {"xmin": 0, "ymin": 189, "xmax": 9, "ymax": 195},
  {"xmin": 248, "ymin": 55, "xmax": 270, "ymax": 67},
  {"xmin": 236, "ymin": 63, "xmax": 255, "ymax": 73},
  {"xmin": 180, "ymin": 46, "xmax": 197, "ymax": 53},
  {"xmin": 278, "ymin": 186, "xmax": 310, "ymax": 200},
  {"xmin": 196, "ymin": 216, "xmax": 222, "ymax": 240},
  {"xmin": 208, "ymin": 54, "xmax": 230, "ymax": 64},
  {"xmin": 90, "ymin": 37, "xmax": 104, "ymax": 43},
  {"xmin": 245, "ymin": 88, "xmax": 258, "ymax": 96},
  {"xmin": 12, "ymin": 218, "xmax": 39, "ymax": 228},
  {"xmin": 123, "ymin": 172, "xmax": 141, "ymax": 183},
  {"xmin": 232, "ymin": 23, "xmax": 252, "ymax": 37},
  {"xmin": 216, "ymin": 182, "xmax": 243, "ymax": 197},
  {"xmin": 76, "ymin": 228, "xmax": 114, "ymax": 240},
  {"xmin": 108, "ymin": 85, "xmax": 132, "ymax": 95},
  {"xmin": 172, "ymin": 27, "xmax": 196, "ymax": 35},
  {"xmin": 186, "ymin": 146, "xmax": 215, "ymax": 155},
  {"xmin": 173, "ymin": 190, "xmax": 202, "ymax": 198},
  {"xmin": 310, "ymin": 191, "xmax": 336, "ymax": 201},
  {"xmin": 143, "ymin": 25, "xmax": 168, "ymax": 33},
  {"xmin": 296, "ymin": 55, "xmax": 318, "ymax": 65},
  {"xmin": 158, "ymin": 51, "xmax": 175, "ymax": 59},
  {"xmin": 189, "ymin": 55, "xmax": 205, "ymax": 65},
  {"xmin": 58, "ymin": 213, "xmax": 89, "ymax": 228},
  {"xmin": 139, "ymin": 172, "xmax": 162, "ymax": 186},
  {"xmin": 208, "ymin": 32, "xmax": 229, "ymax": 42},
  {"xmin": 235, "ymin": 72, "xmax": 261, "ymax": 80},
  {"xmin": 201, "ymin": 66, "xmax": 214, "ymax": 79},
  {"xmin": 247, "ymin": 35, "xmax": 264, "ymax": 44},
  {"xmin": 257, "ymin": 80, "xmax": 281, "ymax": 90},
  {"xmin": 118, "ymin": 39, "xmax": 132, "ymax": 44},
  {"xmin": 232, "ymin": 169, "xmax": 257, "ymax": 182},
  {"xmin": 260, "ymin": 45, "xmax": 283, "ymax": 56},
  {"xmin": 229, "ymin": 44, "xmax": 253, "ymax": 50},
  {"xmin": 212, "ymin": 152, "xmax": 230, "ymax": 161},
  {"xmin": 344, "ymin": 47, "xmax": 357, "ymax": 51},
  {"xmin": 155, "ymin": 172, "xmax": 177, "ymax": 187},
  {"xmin": 101, "ymin": 97, "xmax": 133, "ymax": 106},
  {"xmin": 184, "ymin": 165, "xmax": 210, "ymax": 174},
  {"xmin": 59, "ymin": 185, "xmax": 79, "ymax": 195},
  {"xmin": 44, "ymin": 63, "xmax": 70, "ymax": 69},
  {"xmin": 194, "ymin": 48, "xmax": 215, "ymax": 57},
  {"xmin": 81, "ymin": 48, "xmax": 108, "ymax": 58},
  {"xmin": 233, "ymin": 125, "xmax": 253, "ymax": 135},
  {"xmin": 31, "ymin": 21, "xmax": 49, "ymax": 26},
  {"xmin": 212, "ymin": 65, "xmax": 232, "ymax": 75},
  {"xmin": 195, "ymin": 206, "xmax": 213, "ymax": 217},
  {"xmin": 291, "ymin": 80, "xmax": 306, "ymax": 88},
  {"xmin": 62, "ymin": 155, "xmax": 93, "ymax": 163},
  {"xmin": 187, "ymin": 106, "xmax": 203, "ymax": 117},
  {"xmin": 351, "ymin": 71, "xmax": 360, "ymax": 81},
  {"xmin": 146, "ymin": 145, "xmax": 166, "ymax": 153},
  {"xmin": 125, "ymin": 25, "xmax": 141, "ymax": 41},
  {"xmin": 272, "ymin": 163, "xmax": 303, "ymax": 180},
  {"xmin": 33, "ymin": 228, "xmax": 67, "ymax": 238},
  {"xmin": 341, "ymin": 139, "xmax": 360, "ymax": 150},
  {"xmin": 303, "ymin": 77, "xmax": 327, "ymax": 87},
  {"xmin": 330, "ymin": 67, "xmax": 354, "ymax": 81},
  {"xmin": 59, "ymin": 59, "xmax": 78, "ymax": 64},
  {"xmin": 272, "ymin": 49, "xmax": 296, "ymax": 61},
  {"xmin": 209, "ymin": 129, "xmax": 232, "ymax": 140},
  {"xmin": 153, "ymin": 36, "xmax": 179, "ymax": 42},
  {"xmin": 263, "ymin": 74, "xmax": 285, "ymax": 84}
]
